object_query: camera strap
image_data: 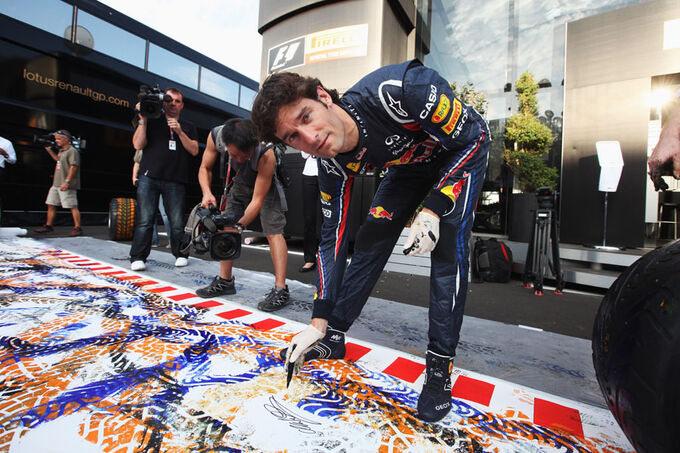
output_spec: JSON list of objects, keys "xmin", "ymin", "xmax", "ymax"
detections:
[{"xmin": 219, "ymin": 158, "xmax": 233, "ymax": 212}]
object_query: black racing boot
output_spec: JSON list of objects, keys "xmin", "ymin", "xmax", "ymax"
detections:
[
  {"xmin": 417, "ymin": 350, "xmax": 453, "ymax": 422},
  {"xmin": 280, "ymin": 327, "xmax": 346, "ymax": 362}
]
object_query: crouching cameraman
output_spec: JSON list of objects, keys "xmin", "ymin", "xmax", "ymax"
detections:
[{"xmin": 196, "ymin": 118, "xmax": 291, "ymax": 312}]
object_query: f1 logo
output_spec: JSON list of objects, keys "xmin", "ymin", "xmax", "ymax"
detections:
[{"xmin": 268, "ymin": 36, "xmax": 305, "ymax": 73}]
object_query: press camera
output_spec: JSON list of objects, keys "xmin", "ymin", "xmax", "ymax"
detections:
[
  {"xmin": 137, "ymin": 84, "xmax": 171, "ymax": 119},
  {"xmin": 33, "ymin": 133, "xmax": 86, "ymax": 152},
  {"xmin": 536, "ymin": 186, "xmax": 556, "ymax": 210},
  {"xmin": 33, "ymin": 134, "xmax": 58, "ymax": 151},
  {"xmin": 192, "ymin": 205, "xmax": 243, "ymax": 260}
]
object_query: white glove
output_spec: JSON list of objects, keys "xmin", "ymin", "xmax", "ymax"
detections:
[
  {"xmin": 403, "ymin": 210, "xmax": 440, "ymax": 256},
  {"xmin": 286, "ymin": 324, "xmax": 324, "ymax": 363}
]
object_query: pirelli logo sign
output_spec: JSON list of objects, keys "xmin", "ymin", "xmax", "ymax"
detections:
[
  {"xmin": 441, "ymin": 99, "xmax": 463, "ymax": 135},
  {"xmin": 267, "ymin": 24, "xmax": 368, "ymax": 74}
]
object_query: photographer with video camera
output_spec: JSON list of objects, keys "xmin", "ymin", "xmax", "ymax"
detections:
[
  {"xmin": 33, "ymin": 130, "xmax": 83, "ymax": 237},
  {"xmin": 129, "ymin": 86, "xmax": 198, "ymax": 271},
  {"xmin": 195, "ymin": 118, "xmax": 291, "ymax": 312}
]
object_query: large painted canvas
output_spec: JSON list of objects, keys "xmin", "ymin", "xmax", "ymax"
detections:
[{"xmin": 0, "ymin": 238, "xmax": 632, "ymax": 452}]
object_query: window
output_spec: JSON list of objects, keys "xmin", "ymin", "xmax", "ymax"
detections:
[
  {"xmin": 75, "ymin": 10, "xmax": 145, "ymax": 68},
  {"xmin": 147, "ymin": 42, "xmax": 198, "ymax": 89},
  {"xmin": 200, "ymin": 67, "xmax": 239, "ymax": 104},
  {"xmin": 240, "ymin": 85, "xmax": 257, "ymax": 110},
  {"xmin": 0, "ymin": 0, "xmax": 72, "ymax": 39}
]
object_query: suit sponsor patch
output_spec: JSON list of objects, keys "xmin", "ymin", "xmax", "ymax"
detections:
[
  {"xmin": 346, "ymin": 162, "xmax": 361, "ymax": 172},
  {"xmin": 441, "ymin": 177, "xmax": 467, "ymax": 202},
  {"xmin": 431, "ymin": 95, "xmax": 451, "ymax": 123},
  {"xmin": 378, "ymin": 80, "xmax": 410, "ymax": 124},
  {"xmin": 441, "ymin": 99, "xmax": 462, "ymax": 134}
]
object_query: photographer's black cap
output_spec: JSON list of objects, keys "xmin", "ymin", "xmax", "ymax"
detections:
[{"xmin": 53, "ymin": 129, "xmax": 72, "ymax": 140}]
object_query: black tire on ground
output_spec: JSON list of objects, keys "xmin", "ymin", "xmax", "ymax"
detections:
[
  {"xmin": 108, "ymin": 197, "xmax": 136, "ymax": 241},
  {"xmin": 592, "ymin": 240, "xmax": 680, "ymax": 453}
]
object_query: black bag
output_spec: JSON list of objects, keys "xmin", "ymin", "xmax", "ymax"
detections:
[
  {"xmin": 273, "ymin": 144, "xmax": 291, "ymax": 188},
  {"xmin": 471, "ymin": 237, "xmax": 513, "ymax": 283}
]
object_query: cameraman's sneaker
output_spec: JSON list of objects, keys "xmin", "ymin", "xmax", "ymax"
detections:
[
  {"xmin": 130, "ymin": 260, "xmax": 146, "ymax": 271},
  {"xmin": 417, "ymin": 350, "xmax": 453, "ymax": 422},
  {"xmin": 196, "ymin": 276, "xmax": 235, "ymax": 298},
  {"xmin": 279, "ymin": 327, "xmax": 346, "ymax": 362},
  {"xmin": 34, "ymin": 224, "xmax": 54, "ymax": 234},
  {"xmin": 174, "ymin": 257, "xmax": 188, "ymax": 267},
  {"xmin": 257, "ymin": 285, "xmax": 290, "ymax": 312}
]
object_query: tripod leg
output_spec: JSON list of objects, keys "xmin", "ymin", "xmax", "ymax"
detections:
[
  {"xmin": 531, "ymin": 218, "xmax": 543, "ymax": 292},
  {"xmin": 550, "ymin": 213, "xmax": 565, "ymax": 294},
  {"xmin": 523, "ymin": 211, "xmax": 538, "ymax": 289},
  {"xmin": 534, "ymin": 216, "xmax": 547, "ymax": 296}
]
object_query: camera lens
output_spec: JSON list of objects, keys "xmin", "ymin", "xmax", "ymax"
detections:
[{"xmin": 211, "ymin": 233, "xmax": 241, "ymax": 260}]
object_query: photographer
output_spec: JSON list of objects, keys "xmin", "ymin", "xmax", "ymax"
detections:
[
  {"xmin": 129, "ymin": 87, "xmax": 198, "ymax": 271},
  {"xmin": 196, "ymin": 118, "xmax": 291, "ymax": 312},
  {"xmin": 33, "ymin": 130, "xmax": 83, "ymax": 237}
]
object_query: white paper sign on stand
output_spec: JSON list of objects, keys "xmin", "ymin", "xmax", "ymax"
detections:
[
  {"xmin": 594, "ymin": 141, "xmax": 624, "ymax": 250},
  {"xmin": 596, "ymin": 141, "xmax": 624, "ymax": 192}
]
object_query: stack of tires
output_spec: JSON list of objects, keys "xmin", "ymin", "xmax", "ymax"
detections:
[
  {"xmin": 592, "ymin": 240, "xmax": 680, "ymax": 453},
  {"xmin": 108, "ymin": 198, "xmax": 136, "ymax": 241}
]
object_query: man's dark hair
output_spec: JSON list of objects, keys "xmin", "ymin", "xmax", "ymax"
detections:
[
  {"xmin": 251, "ymin": 72, "xmax": 340, "ymax": 143},
  {"xmin": 165, "ymin": 87, "xmax": 183, "ymax": 101},
  {"xmin": 221, "ymin": 118, "xmax": 257, "ymax": 151}
]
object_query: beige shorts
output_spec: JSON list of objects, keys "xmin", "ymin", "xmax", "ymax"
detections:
[
  {"xmin": 46, "ymin": 186, "xmax": 78, "ymax": 208},
  {"xmin": 226, "ymin": 182, "xmax": 286, "ymax": 234}
]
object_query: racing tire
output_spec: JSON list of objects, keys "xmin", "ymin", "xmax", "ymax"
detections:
[
  {"xmin": 108, "ymin": 197, "xmax": 136, "ymax": 241},
  {"xmin": 592, "ymin": 240, "xmax": 680, "ymax": 453}
]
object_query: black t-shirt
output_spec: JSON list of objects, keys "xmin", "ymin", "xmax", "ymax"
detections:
[{"xmin": 138, "ymin": 116, "xmax": 197, "ymax": 184}]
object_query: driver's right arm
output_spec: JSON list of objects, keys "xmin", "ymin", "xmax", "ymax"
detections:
[{"xmin": 198, "ymin": 133, "xmax": 218, "ymax": 208}]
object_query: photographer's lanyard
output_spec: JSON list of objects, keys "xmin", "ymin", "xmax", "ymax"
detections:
[{"xmin": 168, "ymin": 126, "xmax": 176, "ymax": 151}]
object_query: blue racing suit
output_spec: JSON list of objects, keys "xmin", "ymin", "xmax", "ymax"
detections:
[{"xmin": 314, "ymin": 59, "xmax": 490, "ymax": 357}]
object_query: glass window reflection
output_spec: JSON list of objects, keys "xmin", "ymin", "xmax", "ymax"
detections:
[
  {"xmin": 426, "ymin": 0, "xmax": 650, "ymax": 122},
  {"xmin": 148, "ymin": 43, "xmax": 198, "ymax": 89},
  {"xmin": 200, "ymin": 67, "xmax": 239, "ymax": 104},
  {"xmin": 240, "ymin": 86, "xmax": 256, "ymax": 110},
  {"xmin": 424, "ymin": 0, "xmax": 651, "ymax": 234},
  {"xmin": 0, "ymin": 0, "xmax": 72, "ymax": 39},
  {"xmin": 75, "ymin": 10, "xmax": 145, "ymax": 68}
]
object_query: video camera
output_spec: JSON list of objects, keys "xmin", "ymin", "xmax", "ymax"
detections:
[
  {"xmin": 191, "ymin": 205, "xmax": 243, "ymax": 260},
  {"xmin": 536, "ymin": 186, "xmax": 556, "ymax": 210},
  {"xmin": 33, "ymin": 133, "xmax": 86, "ymax": 152},
  {"xmin": 33, "ymin": 134, "xmax": 58, "ymax": 152},
  {"xmin": 137, "ymin": 84, "xmax": 171, "ymax": 119}
]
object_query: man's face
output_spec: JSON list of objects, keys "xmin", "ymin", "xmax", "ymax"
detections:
[
  {"xmin": 164, "ymin": 91, "xmax": 183, "ymax": 118},
  {"xmin": 227, "ymin": 144, "xmax": 254, "ymax": 164},
  {"xmin": 53, "ymin": 134, "xmax": 70, "ymax": 149},
  {"xmin": 274, "ymin": 86, "xmax": 350, "ymax": 159}
]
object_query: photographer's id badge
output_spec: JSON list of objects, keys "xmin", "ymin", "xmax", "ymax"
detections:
[{"xmin": 169, "ymin": 140, "xmax": 177, "ymax": 151}]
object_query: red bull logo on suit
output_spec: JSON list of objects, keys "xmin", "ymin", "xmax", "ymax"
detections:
[{"xmin": 369, "ymin": 206, "xmax": 393, "ymax": 220}]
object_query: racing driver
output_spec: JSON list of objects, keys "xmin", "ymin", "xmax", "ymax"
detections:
[{"xmin": 251, "ymin": 59, "xmax": 490, "ymax": 423}]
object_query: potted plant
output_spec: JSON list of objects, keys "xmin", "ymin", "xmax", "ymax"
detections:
[{"xmin": 503, "ymin": 71, "xmax": 559, "ymax": 241}]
